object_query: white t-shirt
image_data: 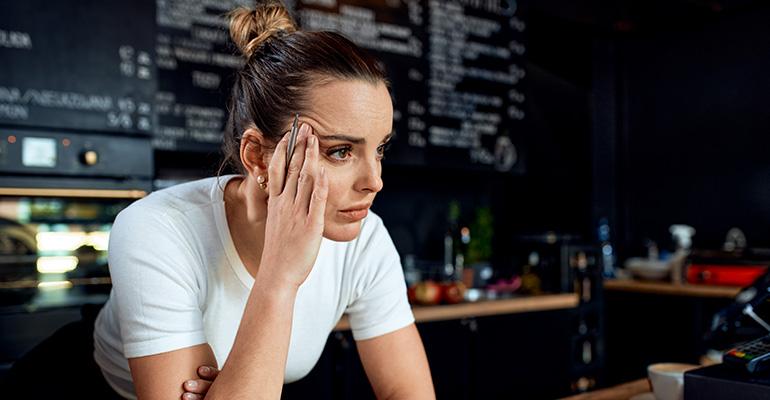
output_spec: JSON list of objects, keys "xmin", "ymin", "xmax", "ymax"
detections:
[{"xmin": 93, "ymin": 175, "xmax": 414, "ymax": 399}]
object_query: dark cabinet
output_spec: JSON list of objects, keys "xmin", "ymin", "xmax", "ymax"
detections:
[
  {"xmin": 284, "ymin": 309, "xmax": 577, "ymax": 400},
  {"xmin": 418, "ymin": 318, "xmax": 475, "ymax": 399},
  {"xmin": 603, "ymin": 290, "xmax": 732, "ymax": 386},
  {"xmin": 472, "ymin": 311, "xmax": 573, "ymax": 399}
]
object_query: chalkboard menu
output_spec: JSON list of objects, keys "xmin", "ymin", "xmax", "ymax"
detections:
[
  {"xmin": 1, "ymin": 0, "xmax": 526, "ymax": 173},
  {"xmin": 0, "ymin": 0, "xmax": 156, "ymax": 135},
  {"xmin": 296, "ymin": 0, "xmax": 525, "ymax": 173},
  {"xmin": 153, "ymin": 0, "xmax": 250, "ymax": 151}
]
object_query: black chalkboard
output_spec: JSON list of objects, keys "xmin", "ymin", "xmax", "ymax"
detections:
[
  {"xmin": 296, "ymin": 0, "xmax": 526, "ymax": 173},
  {"xmin": 153, "ymin": 0, "xmax": 251, "ymax": 152},
  {"xmin": 0, "ymin": 0, "xmax": 156, "ymax": 135},
  {"xmin": 1, "ymin": 0, "xmax": 526, "ymax": 174}
]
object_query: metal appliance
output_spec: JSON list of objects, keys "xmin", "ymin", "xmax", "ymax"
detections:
[{"xmin": 0, "ymin": 126, "xmax": 152, "ymax": 376}]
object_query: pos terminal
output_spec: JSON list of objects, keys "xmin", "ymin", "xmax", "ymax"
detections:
[{"xmin": 685, "ymin": 269, "xmax": 770, "ymax": 399}]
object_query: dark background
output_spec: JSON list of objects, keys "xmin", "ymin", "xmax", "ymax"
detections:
[
  {"xmin": 521, "ymin": 0, "xmax": 770, "ymax": 261},
  {"xmin": 2, "ymin": 0, "xmax": 770, "ymax": 268}
]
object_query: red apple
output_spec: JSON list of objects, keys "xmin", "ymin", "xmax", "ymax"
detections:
[
  {"xmin": 442, "ymin": 281, "xmax": 467, "ymax": 304},
  {"xmin": 414, "ymin": 280, "xmax": 442, "ymax": 305}
]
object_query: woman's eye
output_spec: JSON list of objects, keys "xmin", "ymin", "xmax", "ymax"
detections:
[
  {"xmin": 328, "ymin": 147, "xmax": 351, "ymax": 161},
  {"xmin": 377, "ymin": 142, "xmax": 391, "ymax": 157}
]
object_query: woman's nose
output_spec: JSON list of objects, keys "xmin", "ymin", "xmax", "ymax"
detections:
[{"xmin": 355, "ymin": 158, "xmax": 383, "ymax": 193}]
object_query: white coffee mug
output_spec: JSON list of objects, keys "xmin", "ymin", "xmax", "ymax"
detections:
[{"xmin": 647, "ymin": 363, "xmax": 699, "ymax": 400}]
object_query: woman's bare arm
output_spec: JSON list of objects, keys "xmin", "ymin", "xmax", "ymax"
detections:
[
  {"xmin": 357, "ymin": 324, "xmax": 435, "ymax": 399},
  {"xmin": 129, "ymin": 344, "xmax": 218, "ymax": 399},
  {"xmin": 128, "ymin": 280, "xmax": 298, "ymax": 400},
  {"xmin": 201, "ymin": 279, "xmax": 298, "ymax": 399}
]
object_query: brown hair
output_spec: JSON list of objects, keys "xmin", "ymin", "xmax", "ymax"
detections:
[{"xmin": 220, "ymin": 0, "xmax": 388, "ymax": 175}]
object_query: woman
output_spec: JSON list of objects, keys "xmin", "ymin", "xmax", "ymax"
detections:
[{"xmin": 92, "ymin": 1, "xmax": 434, "ymax": 399}]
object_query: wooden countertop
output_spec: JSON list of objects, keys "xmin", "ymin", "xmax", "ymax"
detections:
[
  {"xmin": 604, "ymin": 279, "xmax": 741, "ymax": 299},
  {"xmin": 334, "ymin": 293, "xmax": 579, "ymax": 331},
  {"xmin": 560, "ymin": 378, "xmax": 651, "ymax": 400}
]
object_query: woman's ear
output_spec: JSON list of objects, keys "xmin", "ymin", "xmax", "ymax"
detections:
[{"xmin": 239, "ymin": 128, "xmax": 269, "ymax": 173}]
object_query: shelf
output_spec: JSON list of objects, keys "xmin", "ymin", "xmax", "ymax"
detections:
[
  {"xmin": 604, "ymin": 279, "xmax": 741, "ymax": 299},
  {"xmin": 334, "ymin": 293, "xmax": 580, "ymax": 331}
]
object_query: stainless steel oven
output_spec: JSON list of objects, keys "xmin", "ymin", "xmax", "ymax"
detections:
[{"xmin": 0, "ymin": 127, "xmax": 152, "ymax": 375}]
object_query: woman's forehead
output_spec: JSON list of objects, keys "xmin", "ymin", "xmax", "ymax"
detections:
[
  {"xmin": 300, "ymin": 80, "xmax": 393, "ymax": 139},
  {"xmin": 300, "ymin": 114, "xmax": 392, "ymax": 143}
]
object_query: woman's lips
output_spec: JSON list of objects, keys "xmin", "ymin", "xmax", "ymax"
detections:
[{"xmin": 338, "ymin": 208, "xmax": 368, "ymax": 221}]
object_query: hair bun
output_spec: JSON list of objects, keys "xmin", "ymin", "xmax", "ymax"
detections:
[{"xmin": 229, "ymin": 1, "xmax": 297, "ymax": 59}]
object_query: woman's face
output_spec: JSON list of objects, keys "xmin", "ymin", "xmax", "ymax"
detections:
[{"xmin": 274, "ymin": 79, "xmax": 393, "ymax": 242}]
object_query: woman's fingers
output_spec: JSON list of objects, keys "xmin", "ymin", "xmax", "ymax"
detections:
[
  {"xmin": 182, "ymin": 377, "xmax": 211, "ymax": 393},
  {"xmin": 197, "ymin": 365, "xmax": 219, "ymax": 379},
  {"xmin": 308, "ymin": 166, "xmax": 329, "ymax": 228},
  {"xmin": 182, "ymin": 376, "xmax": 213, "ymax": 398},
  {"xmin": 181, "ymin": 379, "xmax": 211, "ymax": 399},
  {"xmin": 295, "ymin": 133, "xmax": 319, "ymax": 212},
  {"xmin": 267, "ymin": 133, "xmax": 289, "ymax": 196},
  {"xmin": 284, "ymin": 123, "xmax": 311, "ymax": 200},
  {"xmin": 180, "ymin": 365, "xmax": 218, "ymax": 399}
]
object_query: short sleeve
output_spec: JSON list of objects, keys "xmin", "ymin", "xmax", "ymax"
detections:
[
  {"xmin": 345, "ymin": 217, "xmax": 414, "ymax": 341},
  {"xmin": 107, "ymin": 204, "xmax": 207, "ymax": 358}
]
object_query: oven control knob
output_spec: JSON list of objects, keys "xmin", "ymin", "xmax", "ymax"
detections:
[{"xmin": 80, "ymin": 150, "xmax": 99, "ymax": 166}]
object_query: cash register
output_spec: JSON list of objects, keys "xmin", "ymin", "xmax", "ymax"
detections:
[{"xmin": 685, "ymin": 269, "xmax": 770, "ymax": 399}]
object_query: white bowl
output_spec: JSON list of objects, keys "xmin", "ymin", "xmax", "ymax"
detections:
[{"xmin": 626, "ymin": 258, "xmax": 671, "ymax": 280}]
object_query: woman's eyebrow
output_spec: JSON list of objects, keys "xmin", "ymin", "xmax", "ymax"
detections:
[
  {"xmin": 316, "ymin": 134, "xmax": 365, "ymax": 144},
  {"xmin": 316, "ymin": 132, "xmax": 393, "ymax": 144}
]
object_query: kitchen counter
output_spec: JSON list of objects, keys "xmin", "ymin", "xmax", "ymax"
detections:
[
  {"xmin": 604, "ymin": 279, "xmax": 741, "ymax": 298},
  {"xmin": 334, "ymin": 293, "xmax": 579, "ymax": 331}
]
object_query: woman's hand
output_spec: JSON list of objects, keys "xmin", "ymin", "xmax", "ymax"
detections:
[
  {"xmin": 258, "ymin": 123, "xmax": 328, "ymax": 289},
  {"xmin": 181, "ymin": 366, "xmax": 219, "ymax": 400}
]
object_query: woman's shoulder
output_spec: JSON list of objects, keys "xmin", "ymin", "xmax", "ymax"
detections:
[
  {"xmin": 114, "ymin": 176, "xmax": 233, "ymax": 223},
  {"xmin": 111, "ymin": 176, "xmax": 231, "ymax": 242},
  {"xmin": 131, "ymin": 176, "xmax": 231, "ymax": 212}
]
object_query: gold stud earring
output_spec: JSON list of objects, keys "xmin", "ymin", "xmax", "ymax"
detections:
[{"xmin": 257, "ymin": 175, "xmax": 268, "ymax": 190}]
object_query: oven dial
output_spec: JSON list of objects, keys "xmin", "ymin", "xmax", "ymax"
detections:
[{"xmin": 80, "ymin": 150, "xmax": 99, "ymax": 166}]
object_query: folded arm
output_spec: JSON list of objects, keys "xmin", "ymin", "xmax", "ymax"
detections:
[{"xmin": 129, "ymin": 280, "xmax": 298, "ymax": 400}]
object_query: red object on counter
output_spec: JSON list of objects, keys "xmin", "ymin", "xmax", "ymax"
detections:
[
  {"xmin": 411, "ymin": 280, "xmax": 442, "ymax": 305},
  {"xmin": 441, "ymin": 281, "xmax": 467, "ymax": 304},
  {"xmin": 687, "ymin": 264, "xmax": 768, "ymax": 286},
  {"xmin": 408, "ymin": 281, "xmax": 468, "ymax": 305}
]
